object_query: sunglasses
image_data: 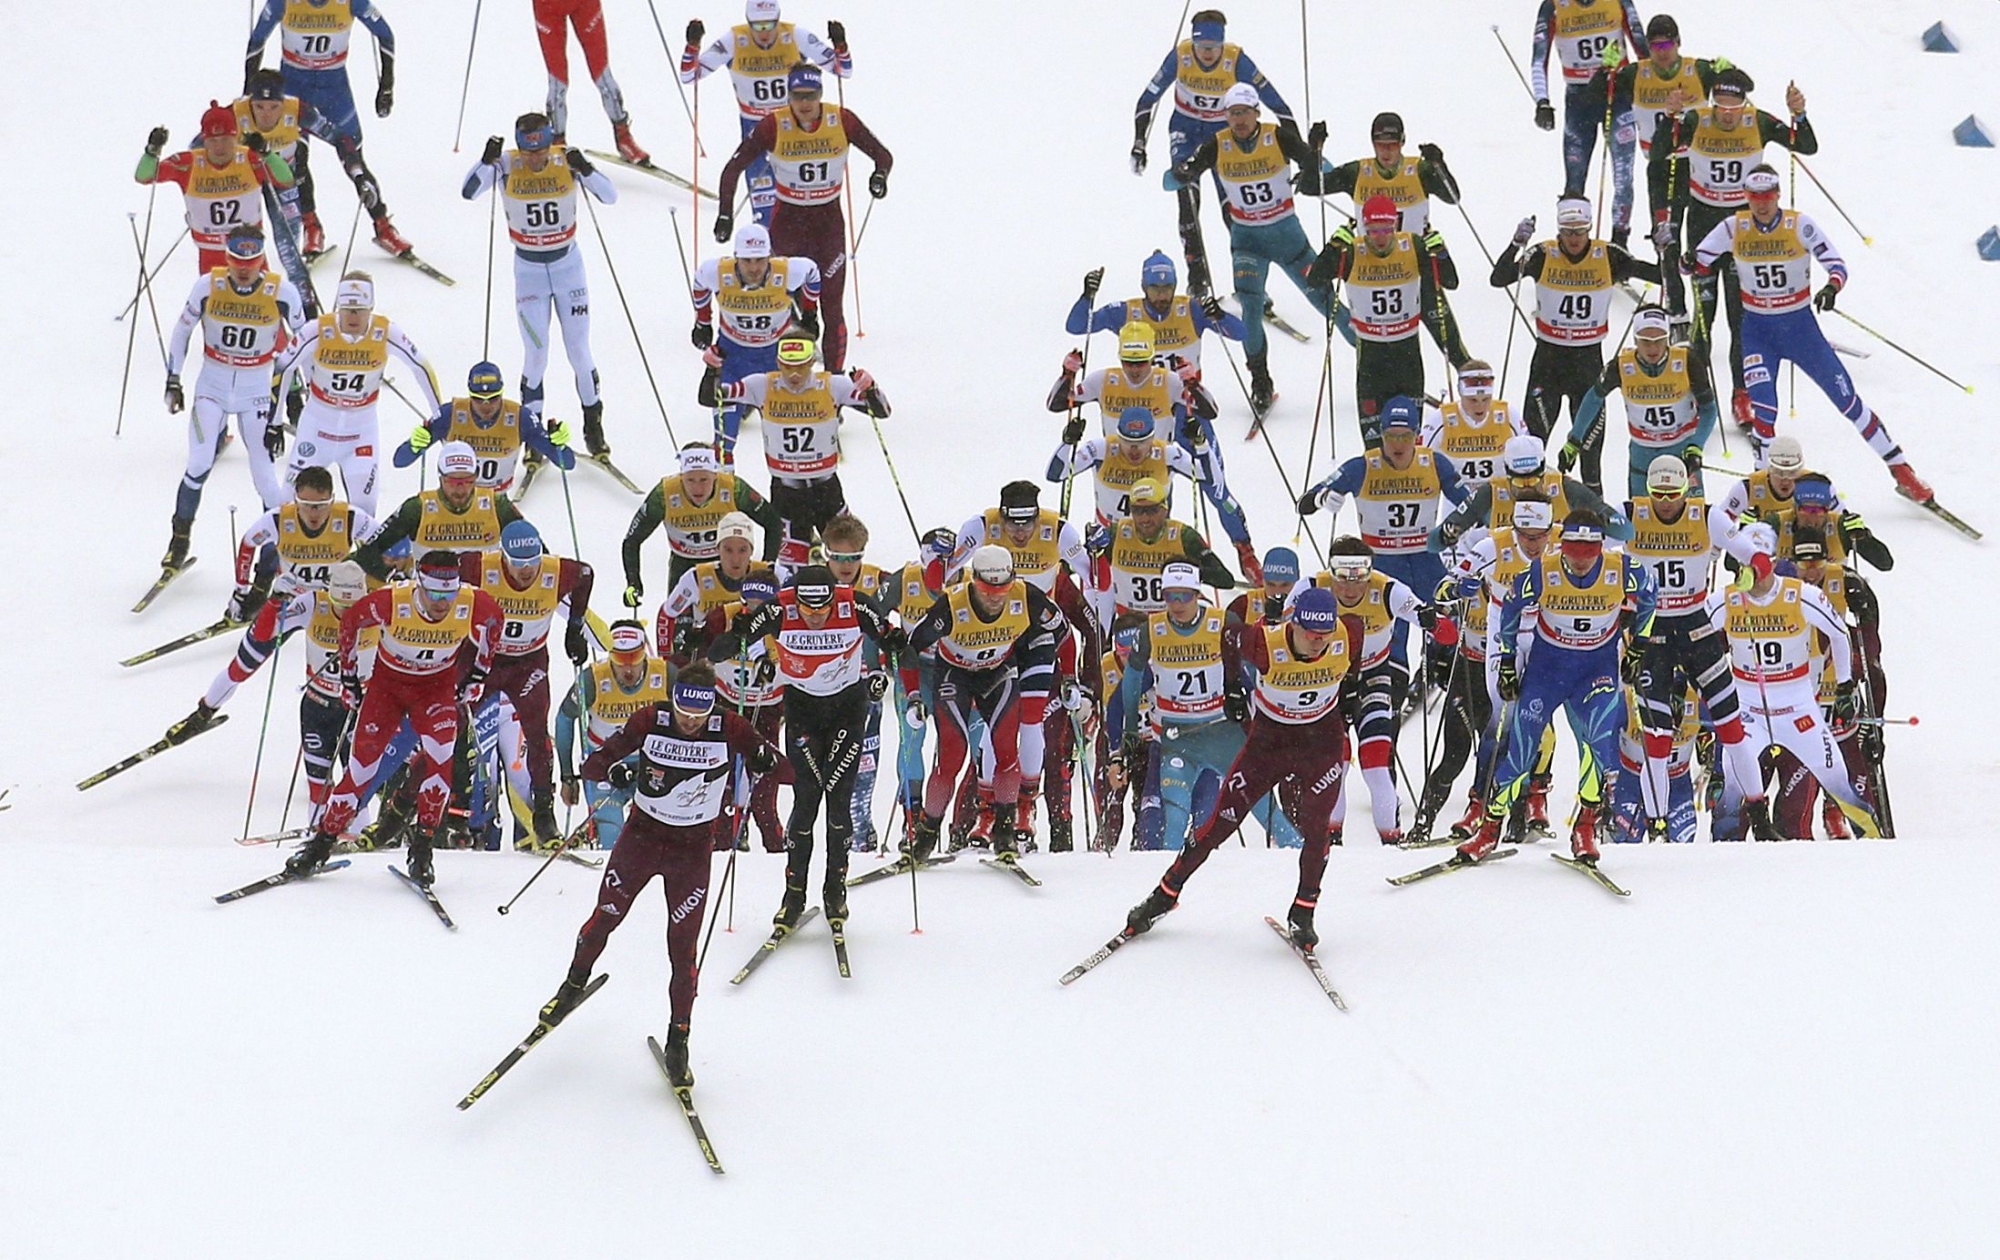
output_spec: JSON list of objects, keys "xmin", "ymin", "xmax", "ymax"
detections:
[
  {"xmin": 749, "ymin": 19, "xmax": 777, "ymax": 30},
  {"xmin": 1163, "ymin": 588, "xmax": 1199, "ymax": 602},
  {"xmin": 824, "ymin": 550, "xmax": 865, "ymax": 564}
]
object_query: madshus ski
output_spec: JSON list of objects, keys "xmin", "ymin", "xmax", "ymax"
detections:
[
  {"xmin": 646, "ymin": 1036, "xmax": 725, "ymax": 1174},
  {"xmin": 214, "ymin": 858, "xmax": 350, "ymax": 903},
  {"xmin": 846, "ymin": 852, "xmax": 958, "ymax": 888},
  {"xmin": 1550, "ymin": 854, "xmax": 1631, "ymax": 897},
  {"xmin": 78, "ymin": 714, "xmax": 231, "ymax": 790},
  {"xmin": 979, "ymin": 854, "xmax": 1042, "ymax": 887},
  {"xmin": 389, "ymin": 864, "xmax": 458, "ymax": 928},
  {"xmin": 133, "ymin": 556, "xmax": 197, "ymax": 614},
  {"xmin": 729, "ymin": 906, "xmax": 821, "ymax": 985},
  {"xmin": 1386, "ymin": 846, "xmax": 1519, "ymax": 886},
  {"xmin": 457, "ymin": 974, "xmax": 611, "ymax": 1110},
  {"xmin": 1265, "ymin": 916, "xmax": 1348, "ymax": 1011}
]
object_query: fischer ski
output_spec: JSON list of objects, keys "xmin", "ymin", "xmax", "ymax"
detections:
[
  {"xmin": 979, "ymin": 854, "xmax": 1042, "ymax": 887},
  {"xmin": 120, "ymin": 616, "xmax": 242, "ymax": 667},
  {"xmin": 585, "ymin": 149, "xmax": 720, "ymax": 200},
  {"xmin": 1060, "ymin": 926, "xmax": 1139, "ymax": 985},
  {"xmin": 457, "ymin": 973, "xmax": 610, "ymax": 1110},
  {"xmin": 645, "ymin": 1036, "xmax": 725, "ymax": 1174},
  {"xmin": 389, "ymin": 864, "xmax": 458, "ymax": 928},
  {"xmin": 214, "ymin": 857, "xmax": 350, "ymax": 903},
  {"xmin": 846, "ymin": 852, "xmax": 958, "ymax": 888},
  {"xmin": 77, "ymin": 714, "xmax": 231, "ymax": 790},
  {"xmin": 729, "ymin": 907, "xmax": 821, "ymax": 985},
  {"xmin": 1264, "ymin": 916, "xmax": 1348, "ymax": 1011},
  {"xmin": 132, "ymin": 556, "xmax": 197, "ymax": 614},
  {"xmin": 1386, "ymin": 846, "xmax": 1519, "ymax": 887},
  {"xmin": 1550, "ymin": 854, "xmax": 1631, "ymax": 897}
]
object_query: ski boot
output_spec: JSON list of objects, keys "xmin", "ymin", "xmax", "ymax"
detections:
[
  {"xmin": 162, "ymin": 515, "xmax": 194, "ymax": 570},
  {"xmin": 1569, "ymin": 803, "xmax": 1602, "ymax": 863},
  {"xmin": 1376, "ymin": 826, "xmax": 1402, "ymax": 847},
  {"xmin": 1126, "ymin": 883, "xmax": 1178, "ymax": 935},
  {"xmin": 1455, "ymin": 811, "xmax": 1504, "ymax": 861},
  {"xmin": 1889, "ymin": 462, "xmax": 1934, "ymax": 505},
  {"xmin": 372, "ymin": 214, "xmax": 413, "ymax": 257},
  {"xmin": 1447, "ymin": 792, "xmax": 1486, "ymax": 841},
  {"xmin": 527, "ymin": 790, "xmax": 562, "ymax": 850},
  {"xmin": 1247, "ymin": 351, "xmax": 1275, "ymax": 418},
  {"xmin": 1048, "ymin": 813, "xmax": 1074, "ymax": 854},
  {"xmin": 1523, "ymin": 775, "xmax": 1555, "ymax": 839},
  {"xmin": 905, "ymin": 814, "xmax": 942, "ymax": 863},
  {"xmin": 1610, "ymin": 224, "xmax": 1630, "ymax": 251},
  {"xmin": 1234, "ymin": 539, "xmax": 1264, "ymax": 585},
  {"xmin": 1744, "ymin": 797, "xmax": 1786, "ymax": 843},
  {"xmin": 1408, "ymin": 782, "xmax": 1451, "ymax": 846},
  {"xmin": 613, "ymin": 119, "xmax": 650, "ymax": 165},
  {"xmin": 406, "ymin": 823, "xmax": 438, "ymax": 887},
  {"xmin": 990, "ymin": 803, "xmax": 1021, "ymax": 860},
  {"xmin": 1286, "ymin": 899, "xmax": 1318, "ymax": 949},
  {"xmin": 1731, "ymin": 387, "xmax": 1754, "ymax": 429},
  {"xmin": 539, "ymin": 975, "xmax": 593, "ymax": 1028},
  {"xmin": 582, "ymin": 400, "xmax": 609, "ymax": 457},
  {"xmin": 300, "ymin": 210, "xmax": 325, "ymax": 256},
  {"xmin": 772, "ymin": 878, "xmax": 809, "ymax": 931},
  {"xmin": 165, "ymin": 701, "xmax": 219, "ymax": 745},
  {"xmin": 1645, "ymin": 814, "xmax": 1672, "ymax": 843},
  {"xmin": 354, "ymin": 790, "xmax": 415, "ymax": 852},
  {"xmin": 284, "ymin": 829, "xmax": 338, "ymax": 877},
  {"xmin": 1822, "ymin": 797, "xmax": 1852, "ymax": 840},
  {"xmin": 823, "ymin": 880, "xmax": 849, "ymax": 928},
  {"xmin": 661, "ymin": 1023, "xmax": 694, "ymax": 1090}
]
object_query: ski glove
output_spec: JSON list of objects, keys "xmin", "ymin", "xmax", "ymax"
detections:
[
  {"xmin": 1512, "ymin": 216, "xmax": 1537, "ymax": 248},
  {"xmin": 826, "ymin": 20, "xmax": 846, "ymax": 46},
  {"xmin": 565, "ymin": 620, "xmax": 589, "ymax": 668},
  {"xmin": 1833, "ymin": 679, "xmax": 1861, "ymax": 724},
  {"xmin": 1060, "ymin": 416, "xmax": 1086, "ymax": 446},
  {"xmin": 746, "ymin": 742, "xmax": 779, "ymax": 774},
  {"xmin": 1082, "ymin": 267, "xmax": 1104, "ymax": 302},
  {"xmin": 868, "ymin": 170, "xmax": 888, "ymax": 199},
  {"xmin": 751, "ymin": 657, "xmax": 777, "ymax": 688},
  {"xmin": 1224, "ymin": 689, "xmax": 1249, "ymax": 723},
  {"xmin": 1681, "ymin": 444, "xmax": 1704, "ymax": 473},
  {"xmin": 1296, "ymin": 488, "xmax": 1322, "ymax": 516},
  {"xmin": 146, "ymin": 125, "xmax": 170, "ymax": 153},
  {"xmin": 606, "ymin": 761, "xmax": 637, "ymax": 791},
  {"xmin": 685, "ymin": 19, "xmax": 704, "ymax": 44},
  {"xmin": 1534, "ymin": 100, "xmax": 1556, "ymax": 131},
  {"xmin": 375, "ymin": 69, "xmax": 394, "ymax": 118},
  {"xmin": 1620, "ymin": 640, "xmax": 1647, "ymax": 686},
  {"xmin": 407, "ymin": 423, "xmax": 434, "ymax": 454},
  {"xmin": 1416, "ymin": 604, "xmax": 1439, "ymax": 633},
  {"xmin": 567, "ymin": 149, "xmax": 595, "ymax": 177},
  {"xmin": 1199, "ymin": 295, "xmax": 1225, "ymax": 322},
  {"xmin": 920, "ymin": 526, "xmax": 958, "ymax": 558},
  {"xmin": 1813, "ymin": 281, "xmax": 1840, "ymax": 312},
  {"xmin": 226, "ymin": 587, "xmax": 266, "ymax": 624},
  {"xmin": 904, "ymin": 696, "xmax": 928, "ymax": 730},
  {"xmin": 1496, "ymin": 659, "xmax": 1522, "ymax": 702},
  {"xmin": 691, "ymin": 320, "xmax": 713, "ymax": 350},
  {"xmin": 1130, "ymin": 117, "xmax": 1149, "ymax": 175},
  {"xmin": 1307, "ymin": 121, "xmax": 1328, "ymax": 151},
  {"xmin": 1418, "ymin": 142, "xmax": 1446, "ymax": 166},
  {"xmin": 164, "ymin": 375, "xmax": 185, "ymax": 414},
  {"xmin": 1556, "ymin": 440, "xmax": 1580, "ymax": 473},
  {"xmin": 866, "ymin": 671, "xmax": 889, "ymax": 700},
  {"xmin": 263, "ymin": 422, "xmax": 286, "ymax": 460},
  {"xmin": 712, "ymin": 209, "xmax": 734, "ymax": 244},
  {"xmin": 1857, "ymin": 723, "xmax": 1884, "ymax": 763},
  {"xmin": 547, "ymin": 420, "xmax": 572, "ymax": 448},
  {"xmin": 482, "ymin": 135, "xmax": 504, "ymax": 166},
  {"xmin": 622, "ymin": 582, "xmax": 643, "ymax": 608}
]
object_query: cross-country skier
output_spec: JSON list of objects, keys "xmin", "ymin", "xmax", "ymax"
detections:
[
  {"xmin": 714, "ymin": 63, "xmax": 888, "ymax": 372},
  {"xmin": 690, "ymin": 222, "xmax": 821, "ymax": 462},
  {"xmin": 1560, "ymin": 305, "xmax": 1719, "ymax": 497},
  {"xmin": 160, "ymin": 225, "xmax": 307, "ymax": 571},
  {"xmin": 136, "ymin": 103, "xmax": 295, "ymax": 276},
  {"xmin": 1124, "ymin": 584, "xmax": 1362, "ymax": 947},
  {"xmin": 272, "ymin": 270, "xmax": 441, "ymax": 515},
  {"xmin": 1319, "ymin": 111, "xmax": 1462, "ymax": 235},
  {"xmin": 556, "ymin": 620, "xmax": 674, "ymax": 849},
  {"xmin": 463, "ymin": 115, "xmax": 619, "ymax": 454},
  {"xmin": 236, "ymin": 68, "xmax": 389, "ymax": 260},
  {"xmin": 246, "ymin": 0, "xmax": 415, "ymax": 256},
  {"xmin": 539, "ymin": 661, "xmax": 781, "ymax": 1090},
  {"xmin": 1066, "ymin": 251, "xmax": 1247, "ymax": 368},
  {"xmin": 394, "ymin": 360, "xmax": 575, "ymax": 493},
  {"xmin": 1527, "ymin": 0, "xmax": 1643, "ymax": 245},
  {"xmin": 1691, "ymin": 164, "xmax": 1933, "ymax": 502},
  {"xmin": 533, "ymin": 0, "xmax": 650, "ymax": 159},
  {"xmin": 351, "ymin": 441, "xmax": 529, "ymax": 577},
  {"xmin": 286, "ymin": 550, "xmax": 506, "ymax": 884},
  {"xmin": 622, "ymin": 442, "xmax": 782, "ymax": 602}
]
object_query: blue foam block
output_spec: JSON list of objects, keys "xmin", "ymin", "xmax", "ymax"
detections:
[
  {"xmin": 1954, "ymin": 116, "xmax": 1994, "ymax": 148},
  {"xmin": 1922, "ymin": 22, "xmax": 1959, "ymax": 53},
  {"xmin": 1979, "ymin": 227, "xmax": 2000, "ymax": 261}
]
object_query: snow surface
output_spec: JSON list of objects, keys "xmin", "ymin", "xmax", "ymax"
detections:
[{"xmin": 6, "ymin": 1, "xmax": 2000, "ymax": 1255}]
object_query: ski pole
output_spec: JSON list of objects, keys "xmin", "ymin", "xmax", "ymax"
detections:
[
  {"xmin": 1833, "ymin": 309, "xmax": 1974, "ymax": 393},
  {"xmin": 482, "ymin": 164, "xmax": 498, "ymax": 359},
  {"xmin": 1056, "ymin": 319, "xmax": 1096, "ymax": 520},
  {"xmin": 580, "ymin": 190, "xmax": 683, "ymax": 443},
  {"xmin": 450, "ymin": 0, "xmax": 483, "ymax": 153},
  {"xmin": 645, "ymin": 0, "xmax": 706, "ymax": 158},
  {"xmin": 1215, "ymin": 337, "xmax": 1326, "ymax": 568},
  {"xmin": 838, "ymin": 75, "xmax": 865, "ymax": 340},
  {"xmin": 114, "ymin": 227, "xmax": 184, "ymax": 323},
  {"xmin": 1793, "ymin": 156, "xmax": 1873, "ymax": 246},
  {"xmin": 1489, "ymin": 25, "xmax": 1538, "ymax": 103},
  {"xmin": 116, "ymin": 186, "xmax": 161, "ymax": 437},
  {"xmin": 129, "ymin": 215, "xmax": 170, "ymax": 370},
  {"xmin": 1293, "ymin": 339, "xmax": 1333, "ymax": 544},
  {"xmin": 1450, "ymin": 200, "xmax": 1540, "ymax": 346},
  {"xmin": 239, "ymin": 630, "xmax": 289, "ymax": 842},
  {"xmin": 497, "ymin": 833, "xmax": 573, "ymax": 914},
  {"xmin": 276, "ymin": 742, "xmax": 305, "ymax": 833},
  {"xmin": 697, "ymin": 773, "xmax": 746, "ymax": 969},
  {"xmin": 1857, "ymin": 715, "xmax": 1920, "ymax": 726},
  {"xmin": 339, "ymin": 197, "xmax": 365, "ymax": 275},
  {"xmin": 907, "ymin": 823, "xmax": 922, "ymax": 934},
  {"xmin": 865, "ymin": 411, "xmax": 923, "ymax": 546},
  {"xmin": 850, "ymin": 193, "xmax": 880, "ymax": 257}
]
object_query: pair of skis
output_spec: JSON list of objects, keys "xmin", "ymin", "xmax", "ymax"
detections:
[
  {"xmin": 729, "ymin": 907, "xmax": 854, "ymax": 985},
  {"xmin": 511, "ymin": 450, "xmax": 642, "ymax": 503},
  {"xmin": 457, "ymin": 976, "xmax": 722, "ymax": 1174},
  {"xmin": 213, "ymin": 852, "xmax": 460, "ymax": 924},
  {"xmin": 120, "ymin": 615, "xmax": 243, "ymax": 667},
  {"xmin": 1387, "ymin": 845, "xmax": 1630, "ymax": 897},
  {"xmin": 1060, "ymin": 915, "xmax": 1347, "ymax": 1011}
]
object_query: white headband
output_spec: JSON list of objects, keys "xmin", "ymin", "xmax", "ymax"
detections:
[{"xmin": 334, "ymin": 278, "xmax": 374, "ymax": 309}]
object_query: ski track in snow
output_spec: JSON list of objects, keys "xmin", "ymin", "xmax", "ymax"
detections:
[{"xmin": 7, "ymin": 2, "xmax": 1999, "ymax": 1254}]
